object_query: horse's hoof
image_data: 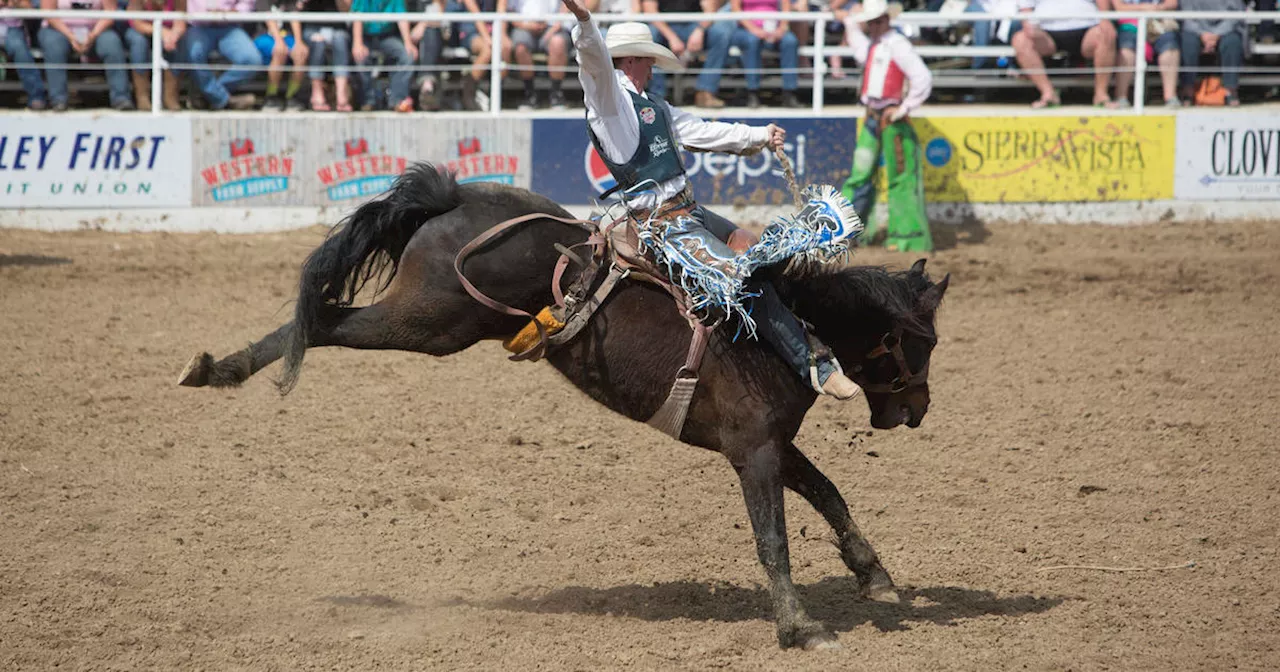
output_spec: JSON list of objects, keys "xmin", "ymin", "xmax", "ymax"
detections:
[
  {"xmin": 782, "ymin": 622, "xmax": 841, "ymax": 651},
  {"xmin": 868, "ymin": 585, "xmax": 901, "ymax": 604},
  {"xmin": 177, "ymin": 352, "xmax": 213, "ymax": 387}
]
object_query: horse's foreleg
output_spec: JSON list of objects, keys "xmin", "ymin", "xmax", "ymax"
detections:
[
  {"xmin": 734, "ymin": 444, "xmax": 840, "ymax": 651},
  {"xmin": 779, "ymin": 443, "xmax": 898, "ymax": 603}
]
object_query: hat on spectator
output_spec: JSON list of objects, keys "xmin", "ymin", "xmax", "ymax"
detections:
[
  {"xmin": 605, "ymin": 22, "xmax": 684, "ymax": 72},
  {"xmin": 851, "ymin": 0, "xmax": 903, "ymax": 23}
]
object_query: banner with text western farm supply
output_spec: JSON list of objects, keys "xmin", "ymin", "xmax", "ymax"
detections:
[
  {"xmin": 529, "ymin": 117, "xmax": 858, "ymax": 206},
  {"xmin": 191, "ymin": 117, "xmax": 531, "ymax": 207},
  {"xmin": 911, "ymin": 115, "xmax": 1176, "ymax": 203},
  {"xmin": 1174, "ymin": 112, "xmax": 1280, "ymax": 200},
  {"xmin": 1, "ymin": 117, "xmax": 192, "ymax": 208}
]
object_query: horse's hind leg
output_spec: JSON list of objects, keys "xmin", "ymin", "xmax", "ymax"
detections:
[
  {"xmin": 734, "ymin": 442, "xmax": 840, "ymax": 650},
  {"xmin": 780, "ymin": 442, "xmax": 898, "ymax": 603},
  {"xmin": 178, "ymin": 293, "xmax": 483, "ymax": 388}
]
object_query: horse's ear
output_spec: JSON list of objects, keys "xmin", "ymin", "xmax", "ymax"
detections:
[
  {"xmin": 909, "ymin": 258, "xmax": 927, "ymax": 276},
  {"xmin": 917, "ymin": 273, "xmax": 950, "ymax": 312}
]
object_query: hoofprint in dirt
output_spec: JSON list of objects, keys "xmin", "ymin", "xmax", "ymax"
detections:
[{"xmin": 1, "ymin": 221, "xmax": 1278, "ymax": 670}]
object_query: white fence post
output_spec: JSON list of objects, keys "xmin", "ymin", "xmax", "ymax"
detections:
[
  {"xmin": 812, "ymin": 18, "xmax": 826, "ymax": 112},
  {"xmin": 1134, "ymin": 19, "xmax": 1147, "ymax": 112},
  {"xmin": 490, "ymin": 18, "xmax": 504, "ymax": 114},
  {"xmin": 151, "ymin": 18, "xmax": 163, "ymax": 113}
]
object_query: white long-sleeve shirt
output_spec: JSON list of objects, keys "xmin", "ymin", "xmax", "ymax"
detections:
[
  {"xmin": 845, "ymin": 25, "xmax": 932, "ymax": 121},
  {"xmin": 572, "ymin": 18, "xmax": 770, "ymax": 211}
]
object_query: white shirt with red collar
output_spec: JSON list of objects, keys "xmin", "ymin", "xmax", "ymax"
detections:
[{"xmin": 845, "ymin": 25, "xmax": 933, "ymax": 121}]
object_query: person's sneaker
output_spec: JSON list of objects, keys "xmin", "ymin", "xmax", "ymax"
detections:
[
  {"xmin": 262, "ymin": 95, "xmax": 285, "ymax": 112},
  {"xmin": 1164, "ymin": 97, "xmax": 1182, "ymax": 107},
  {"xmin": 226, "ymin": 93, "xmax": 257, "ymax": 110},
  {"xmin": 394, "ymin": 96, "xmax": 414, "ymax": 113},
  {"xmin": 360, "ymin": 102, "xmax": 375, "ymax": 112},
  {"xmin": 286, "ymin": 96, "xmax": 306, "ymax": 111},
  {"xmin": 52, "ymin": 100, "xmax": 68, "ymax": 112},
  {"xmin": 548, "ymin": 88, "xmax": 568, "ymax": 110},
  {"xmin": 518, "ymin": 90, "xmax": 538, "ymax": 110},
  {"xmin": 111, "ymin": 97, "xmax": 134, "ymax": 111},
  {"xmin": 472, "ymin": 88, "xmax": 490, "ymax": 112},
  {"xmin": 781, "ymin": 91, "xmax": 803, "ymax": 108},
  {"xmin": 418, "ymin": 79, "xmax": 441, "ymax": 111},
  {"xmin": 746, "ymin": 91, "xmax": 761, "ymax": 109},
  {"xmin": 28, "ymin": 99, "xmax": 47, "ymax": 111},
  {"xmin": 816, "ymin": 370, "xmax": 862, "ymax": 400}
]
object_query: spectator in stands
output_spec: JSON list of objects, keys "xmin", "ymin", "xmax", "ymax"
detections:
[
  {"xmin": 409, "ymin": 0, "xmax": 445, "ymax": 110},
  {"xmin": 255, "ymin": 0, "xmax": 309, "ymax": 110},
  {"xmin": 510, "ymin": 0, "xmax": 572, "ymax": 109},
  {"xmin": 587, "ymin": 0, "xmax": 638, "ymax": 36},
  {"xmin": 729, "ymin": 0, "xmax": 802, "ymax": 108},
  {"xmin": 298, "ymin": 0, "xmax": 353, "ymax": 111},
  {"xmin": 802, "ymin": 0, "xmax": 850, "ymax": 78},
  {"xmin": 1, "ymin": 0, "xmax": 49, "ymax": 110},
  {"xmin": 642, "ymin": 0, "xmax": 733, "ymax": 107},
  {"xmin": 38, "ymin": 0, "xmax": 133, "ymax": 110},
  {"xmin": 1011, "ymin": 0, "xmax": 1118, "ymax": 108},
  {"xmin": 1110, "ymin": 0, "xmax": 1180, "ymax": 106},
  {"xmin": 351, "ymin": 0, "xmax": 417, "ymax": 111},
  {"xmin": 125, "ymin": 0, "xmax": 186, "ymax": 110},
  {"xmin": 445, "ymin": 0, "xmax": 512, "ymax": 111},
  {"xmin": 183, "ymin": 0, "xmax": 264, "ymax": 110},
  {"xmin": 961, "ymin": 0, "xmax": 1020, "ymax": 102},
  {"xmin": 1178, "ymin": 0, "xmax": 1245, "ymax": 105}
]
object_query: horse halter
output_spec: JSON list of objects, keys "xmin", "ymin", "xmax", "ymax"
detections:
[{"xmin": 855, "ymin": 327, "xmax": 929, "ymax": 394}]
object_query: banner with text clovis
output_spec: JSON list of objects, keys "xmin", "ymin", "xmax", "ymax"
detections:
[
  {"xmin": 1174, "ymin": 111, "xmax": 1280, "ymax": 200},
  {"xmin": 910, "ymin": 115, "xmax": 1176, "ymax": 203},
  {"xmin": 1, "ymin": 116, "xmax": 192, "ymax": 208},
  {"xmin": 190, "ymin": 117, "xmax": 532, "ymax": 206}
]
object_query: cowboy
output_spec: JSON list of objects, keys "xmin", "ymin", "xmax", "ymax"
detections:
[
  {"xmin": 558, "ymin": 0, "xmax": 862, "ymax": 400},
  {"xmin": 841, "ymin": 0, "xmax": 934, "ymax": 252}
]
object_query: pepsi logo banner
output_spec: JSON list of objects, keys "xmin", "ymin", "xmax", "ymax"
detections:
[{"xmin": 531, "ymin": 118, "xmax": 858, "ymax": 205}]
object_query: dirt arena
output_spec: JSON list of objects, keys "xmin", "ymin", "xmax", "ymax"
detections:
[{"xmin": 2, "ymin": 217, "xmax": 1278, "ymax": 671}]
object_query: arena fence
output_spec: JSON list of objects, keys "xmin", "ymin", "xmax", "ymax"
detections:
[{"xmin": 5, "ymin": 8, "xmax": 1280, "ymax": 113}]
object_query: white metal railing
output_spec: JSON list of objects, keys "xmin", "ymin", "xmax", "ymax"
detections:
[{"xmin": 3, "ymin": 8, "xmax": 1280, "ymax": 114}]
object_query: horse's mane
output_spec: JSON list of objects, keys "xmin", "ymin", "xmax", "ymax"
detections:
[{"xmin": 775, "ymin": 259, "xmax": 934, "ymax": 339}]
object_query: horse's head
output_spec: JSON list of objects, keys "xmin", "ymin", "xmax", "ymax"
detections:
[{"xmin": 778, "ymin": 257, "xmax": 949, "ymax": 430}]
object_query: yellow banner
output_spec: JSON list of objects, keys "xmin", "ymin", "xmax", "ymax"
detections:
[{"xmin": 875, "ymin": 115, "xmax": 1176, "ymax": 203}]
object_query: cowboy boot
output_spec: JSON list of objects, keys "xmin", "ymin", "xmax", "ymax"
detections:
[
  {"xmin": 162, "ymin": 71, "xmax": 182, "ymax": 111},
  {"xmin": 132, "ymin": 71, "xmax": 151, "ymax": 111}
]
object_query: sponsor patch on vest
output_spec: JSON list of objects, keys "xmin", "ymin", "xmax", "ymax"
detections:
[
  {"xmin": 639, "ymin": 106, "xmax": 657, "ymax": 125},
  {"xmin": 649, "ymin": 136, "xmax": 671, "ymax": 157}
]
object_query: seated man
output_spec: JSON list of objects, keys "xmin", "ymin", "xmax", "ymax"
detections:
[
  {"xmin": 729, "ymin": 0, "xmax": 802, "ymax": 108},
  {"xmin": 2, "ymin": 0, "xmax": 50, "ymax": 110},
  {"xmin": 1011, "ymin": 0, "xmax": 1118, "ymax": 108},
  {"xmin": 182, "ymin": 0, "xmax": 263, "ymax": 110},
  {"xmin": 1178, "ymin": 0, "xmax": 1244, "ymax": 106},
  {"xmin": 351, "ymin": 0, "xmax": 418, "ymax": 111},
  {"xmin": 561, "ymin": 2, "xmax": 863, "ymax": 399},
  {"xmin": 510, "ymin": 0, "xmax": 572, "ymax": 109},
  {"xmin": 642, "ymin": 0, "xmax": 732, "ymax": 107}
]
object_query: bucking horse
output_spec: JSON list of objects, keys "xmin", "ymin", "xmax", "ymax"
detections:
[{"xmin": 177, "ymin": 163, "xmax": 949, "ymax": 650}]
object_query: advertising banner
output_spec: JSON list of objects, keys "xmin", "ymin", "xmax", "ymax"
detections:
[
  {"xmin": 529, "ymin": 118, "xmax": 858, "ymax": 206},
  {"xmin": 912, "ymin": 115, "xmax": 1176, "ymax": 203},
  {"xmin": 191, "ymin": 117, "xmax": 531, "ymax": 207},
  {"xmin": 1174, "ymin": 112, "xmax": 1280, "ymax": 200},
  {"xmin": 1, "ymin": 116, "xmax": 191, "ymax": 208}
]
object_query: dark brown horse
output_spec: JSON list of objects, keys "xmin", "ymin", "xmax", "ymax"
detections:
[{"xmin": 178, "ymin": 163, "xmax": 949, "ymax": 650}]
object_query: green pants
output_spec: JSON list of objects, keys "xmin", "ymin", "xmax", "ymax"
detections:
[{"xmin": 841, "ymin": 113, "xmax": 933, "ymax": 252}]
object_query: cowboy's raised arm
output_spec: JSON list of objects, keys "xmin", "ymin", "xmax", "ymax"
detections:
[{"xmin": 564, "ymin": 0, "xmax": 625, "ymax": 119}]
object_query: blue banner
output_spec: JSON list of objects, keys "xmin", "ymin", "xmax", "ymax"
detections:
[{"xmin": 530, "ymin": 117, "xmax": 858, "ymax": 205}]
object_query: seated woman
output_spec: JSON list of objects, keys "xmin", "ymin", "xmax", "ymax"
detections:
[
  {"xmin": 37, "ymin": 0, "xmax": 133, "ymax": 110},
  {"xmin": 729, "ymin": 0, "xmax": 802, "ymax": 108},
  {"xmin": 298, "ymin": 0, "xmax": 353, "ymax": 111},
  {"xmin": 124, "ymin": 0, "xmax": 187, "ymax": 110},
  {"xmin": 447, "ymin": 0, "xmax": 511, "ymax": 110},
  {"xmin": 2, "ymin": 0, "xmax": 49, "ymax": 110}
]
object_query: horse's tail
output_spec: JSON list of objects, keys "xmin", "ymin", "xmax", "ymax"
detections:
[{"xmin": 278, "ymin": 163, "xmax": 462, "ymax": 394}]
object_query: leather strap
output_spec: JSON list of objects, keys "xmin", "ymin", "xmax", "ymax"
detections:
[{"xmin": 454, "ymin": 212, "xmax": 597, "ymax": 361}]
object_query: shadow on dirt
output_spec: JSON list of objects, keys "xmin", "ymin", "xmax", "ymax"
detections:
[
  {"xmin": 0, "ymin": 254, "xmax": 73, "ymax": 268},
  {"xmin": 481, "ymin": 577, "xmax": 1064, "ymax": 633}
]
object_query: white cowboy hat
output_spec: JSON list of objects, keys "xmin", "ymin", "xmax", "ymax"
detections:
[
  {"xmin": 605, "ymin": 22, "xmax": 684, "ymax": 72},
  {"xmin": 851, "ymin": 0, "xmax": 904, "ymax": 23}
]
